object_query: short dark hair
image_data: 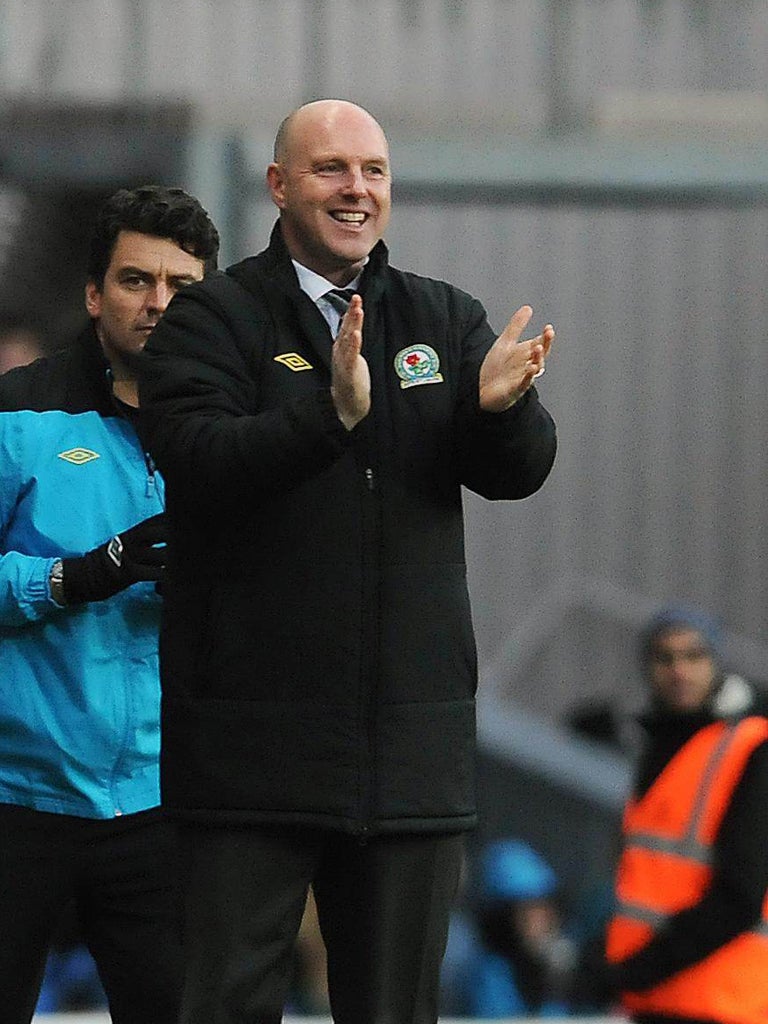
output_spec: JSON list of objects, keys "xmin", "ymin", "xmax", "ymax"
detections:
[
  {"xmin": 87, "ymin": 184, "xmax": 220, "ymax": 286},
  {"xmin": 273, "ymin": 113, "xmax": 292, "ymax": 162}
]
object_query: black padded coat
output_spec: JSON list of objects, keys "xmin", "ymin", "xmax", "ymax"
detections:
[{"xmin": 138, "ymin": 224, "xmax": 557, "ymax": 836}]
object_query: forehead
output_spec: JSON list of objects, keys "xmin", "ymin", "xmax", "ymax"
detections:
[
  {"xmin": 286, "ymin": 108, "xmax": 389, "ymax": 165},
  {"xmin": 107, "ymin": 230, "xmax": 204, "ymax": 277},
  {"xmin": 652, "ymin": 627, "xmax": 708, "ymax": 651}
]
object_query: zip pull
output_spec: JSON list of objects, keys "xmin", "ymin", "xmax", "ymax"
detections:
[
  {"xmin": 145, "ymin": 452, "xmax": 157, "ymax": 498},
  {"xmin": 364, "ymin": 467, "xmax": 375, "ymax": 491}
]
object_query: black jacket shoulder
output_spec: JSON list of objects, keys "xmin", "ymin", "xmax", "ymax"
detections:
[{"xmin": 0, "ymin": 323, "xmax": 112, "ymax": 415}]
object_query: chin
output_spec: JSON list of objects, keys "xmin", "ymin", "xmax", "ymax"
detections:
[{"xmin": 335, "ymin": 248, "xmax": 371, "ymax": 269}]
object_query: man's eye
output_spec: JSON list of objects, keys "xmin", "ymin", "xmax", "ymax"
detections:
[{"xmin": 169, "ymin": 279, "xmax": 196, "ymax": 294}]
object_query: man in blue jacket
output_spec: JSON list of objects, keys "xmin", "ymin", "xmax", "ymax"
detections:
[
  {"xmin": 0, "ymin": 184, "xmax": 219, "ymax": 1024},
  {"xmin": 140, "ymin": 100, "xmax": 557, "ymax": 1024}
]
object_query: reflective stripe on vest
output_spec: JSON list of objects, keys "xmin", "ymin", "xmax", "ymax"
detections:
[
  {"xmin": 607, "ymin": 716, "xmax": 768, "ymax": 1024},
  {"xmin": 623, "ymin": 830, "xmax": 712, "ymax": 863},
  {"xmin": 615, "ymin": 898, "xmax": 768, "ymax": 942},
  {"xmin": 621, "ymin": 718, "xmax": 736, "ymax": 859}
]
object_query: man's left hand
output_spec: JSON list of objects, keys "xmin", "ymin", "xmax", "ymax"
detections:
[{"xmin": 478, "ymin": 305, "xmax": 554, "ymax": 412}]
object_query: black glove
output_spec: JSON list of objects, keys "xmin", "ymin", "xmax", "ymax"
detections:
[{"xmin": 62, "ymin": 513, "xmax": 167, "ymax": 605}]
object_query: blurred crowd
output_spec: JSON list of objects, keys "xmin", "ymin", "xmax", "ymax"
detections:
[{"xmin": 0, "ymin": 321, "xmax": 45, "ymax": 376}]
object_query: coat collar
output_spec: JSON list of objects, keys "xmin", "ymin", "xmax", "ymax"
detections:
[
  {"xmin": 260, "ymin": 219, "xmax": 389, "ymax": 297},
  {"xmin": 64, "ymin": 320, "xmax": 117, "ymax": 416},
  {"xmin": 226, "ymin": 221, "xmax": 390, "ymax": 370}
]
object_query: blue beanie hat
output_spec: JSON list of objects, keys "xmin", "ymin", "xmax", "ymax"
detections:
[
  {"xmin": 639, "ymin": 604, "xmax": 723, "ymax": 665},
  {"xmin": 480, "ymin": 839, "xmax": 558, "ymax": 903}
]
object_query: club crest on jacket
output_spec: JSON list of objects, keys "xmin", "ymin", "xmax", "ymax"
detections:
[{"xmin": 394, "ymin": 345, "xmax": 443, "ymax": 389}]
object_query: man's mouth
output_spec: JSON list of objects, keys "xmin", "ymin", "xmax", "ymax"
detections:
[{"xmin": 330, "ymin": 211, "xmax": 367, "ymax": 224}]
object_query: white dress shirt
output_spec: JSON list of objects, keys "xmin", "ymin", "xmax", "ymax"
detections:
[{"xmin": 292, "ymin": 259, "xmax": 364, "ymax": 336}]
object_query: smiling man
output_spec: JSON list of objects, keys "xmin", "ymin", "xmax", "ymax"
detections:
[
  {"xmin": 268, "ymin": 101, "xmax": 392, "ymax": 283},
  {"xmin": 0, "ymin": 185, "xmax": 219, "ymax": 1024},
  {"xmin": 139, "ymin": 100, "xmax": 558, "ymax": 1024}
]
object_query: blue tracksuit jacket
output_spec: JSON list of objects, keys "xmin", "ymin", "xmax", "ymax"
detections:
[{"xmin": 0, "ymin": 324, "xmax": 165, "ymax": 818}]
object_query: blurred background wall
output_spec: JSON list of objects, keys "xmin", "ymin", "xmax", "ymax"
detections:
[{"xmin": 1, "ymin": 0, "xmax": 767, "ymax": 896}]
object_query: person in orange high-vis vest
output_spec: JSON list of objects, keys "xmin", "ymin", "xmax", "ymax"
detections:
[{"xmin": 574, "ymin": 605, "xmax": 768, "ymax": 1024}]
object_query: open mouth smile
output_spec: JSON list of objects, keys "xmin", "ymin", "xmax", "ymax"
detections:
[{"xmin": 330, "ymin": 211, "xmax": 368, "ymax": 225}]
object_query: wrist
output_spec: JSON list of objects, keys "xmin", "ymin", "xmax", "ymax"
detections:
[
  {"xmin": 61, "ymin": 546, "xmax": 122, "ymax": 606},
  {"xmin": 49, "ymin": 559, "xmax": 66, "ymax": 606}
]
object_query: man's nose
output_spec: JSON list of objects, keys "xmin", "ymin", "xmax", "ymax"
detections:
[
  {"xmin": 341, "ymin": 167, "xmax": 367, "ymax": 196},
  {"xmin": 146, "ymin": 281, "xmax": 173, "ymax": 313}
]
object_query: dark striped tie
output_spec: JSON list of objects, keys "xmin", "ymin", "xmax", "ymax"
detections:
[{"xmin": 324, "ymin": 288, "xmax": 356, "ymax": 315}]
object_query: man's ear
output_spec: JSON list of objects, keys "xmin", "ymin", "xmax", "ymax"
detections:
[
  {"xmin": 267, "ymin": 163, "xmax": 286, "ymax": 209},
  {"xmin": 84, "ymin": 281, "xmax": 101, "ymax": 319}
]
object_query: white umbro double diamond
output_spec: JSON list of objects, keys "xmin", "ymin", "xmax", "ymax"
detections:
[{"xmin": 58, "ymin": 448, "xmax": 100, "ymax": 465}]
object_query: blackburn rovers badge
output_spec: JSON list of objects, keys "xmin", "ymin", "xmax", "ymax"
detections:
[{"xmin": 394, "ymin": 345, "xmax": 444, "ymax": 389}]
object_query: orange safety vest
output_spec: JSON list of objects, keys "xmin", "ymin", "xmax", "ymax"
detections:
[{"xmin": 606, "ymin": 716, "xmax": 768, "ymax": 1024}]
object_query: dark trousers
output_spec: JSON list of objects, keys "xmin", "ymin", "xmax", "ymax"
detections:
[
  {"xmin": 0, "ymin": 803, "xmax": 183, "ymax": 1024},
  {"xmin": 177, "ymin": 824, "xmax": 465, "ymax": 1024}
]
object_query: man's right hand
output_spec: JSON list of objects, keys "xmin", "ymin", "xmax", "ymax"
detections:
[
  {"xmin": 61, "ymin": 513, "xmax": 167, "ymax": 605},
  {"xmin": 330, "ymin": 294, "xmax": 370, "ymax": 431}
]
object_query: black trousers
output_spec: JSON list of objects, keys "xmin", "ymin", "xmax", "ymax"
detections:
[
  {"xmin": 177, "ymin": 823, "xmax": 465, "ymax": 1024},
  {"xmin": 0, "ymin": 803, "xmax": 183, "ymax": 1024}
]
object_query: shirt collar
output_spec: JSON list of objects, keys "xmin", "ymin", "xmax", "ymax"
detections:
[{"xmin": 292, "ymin": 259, "xmax": 366, "ymax": 302}]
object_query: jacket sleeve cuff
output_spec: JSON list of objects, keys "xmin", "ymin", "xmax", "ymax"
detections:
[
  {"xmin": 315, "ymin": 388, "xmax": 356, "ymax": 440},
  {"xmin": 471, "ymin": 387, "xmax": 536, "ymax": 432}
]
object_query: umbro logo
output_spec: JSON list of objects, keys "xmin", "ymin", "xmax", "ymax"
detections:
[
  {"xmin": 58, "ymin": 448, "xmax": 100, "ymax": 465},
  {"xmin": 274, "ymin": 353, "xmax": 313, "ymax": 372}
]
